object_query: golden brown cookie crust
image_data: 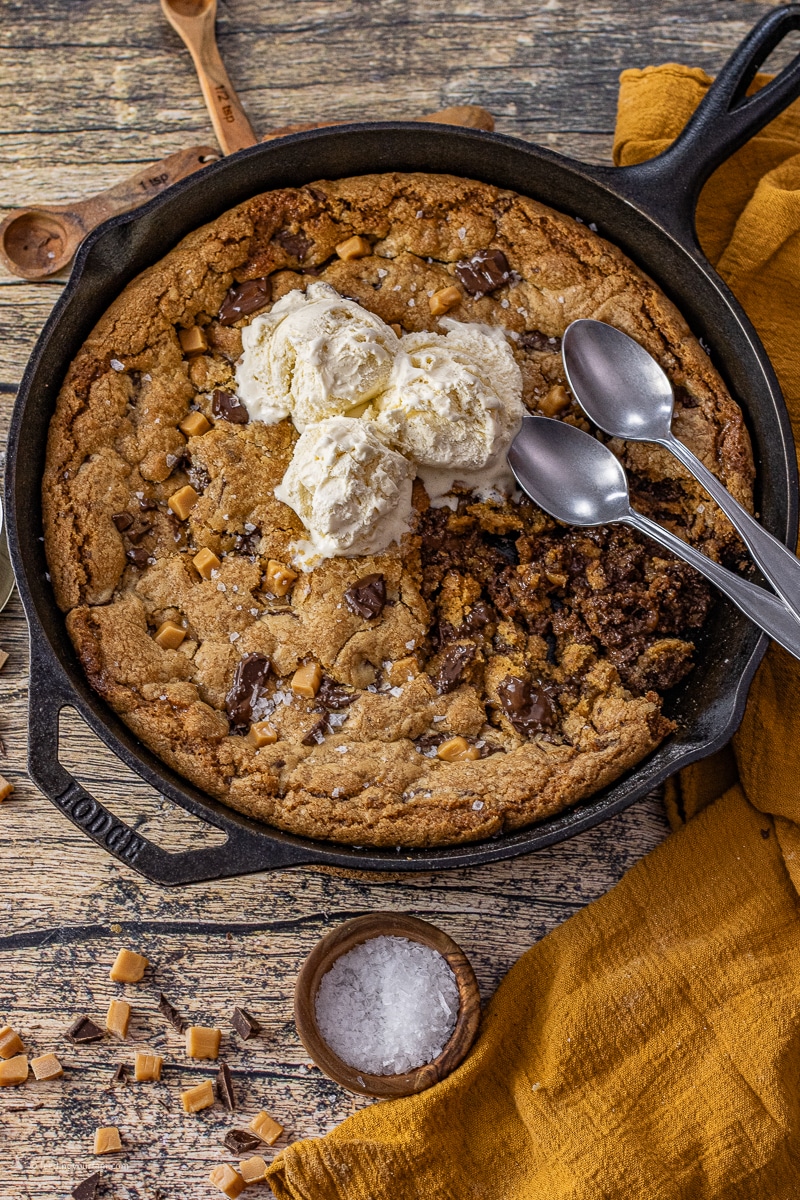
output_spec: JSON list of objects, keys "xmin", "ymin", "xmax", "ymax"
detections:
[{"xmin": 43, "ymin": 172, "xmax": 754, "ymax": 847}]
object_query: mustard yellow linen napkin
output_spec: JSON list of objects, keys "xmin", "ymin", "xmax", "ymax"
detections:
[{"xmin": 267, "ymin": 70, "xmax": 800, "ymax": 1198}]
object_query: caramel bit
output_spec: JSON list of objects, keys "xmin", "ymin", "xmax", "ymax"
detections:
[
  {"xmin": 239, "ymin": 1155, "xmax": 267, "ymax": 1185},
  {"xmin": 0, "ymin": 776, "xmax": 13, "ymax": 803},
  {"xmin": 0, "ymin": 1054, "xmax": 27, "ymax": 1086},
  {"xmin": 194, "ymin": 547, "xmax": 222, "ymax": 579},
  {"xmin": 31, "ymin": 1052, "xmax": 63, "ymax": 1081},
  {"xmin": 153, "ymin": 620, "xmax": 186, "ymax": 651},
  {"xmin": 428, "ymin": 285, "xmax": 462, "ymax": 316},
  {"xmin": 134, "ymin": 1052, "xmax": 163, "ymax": 1082},
  {"xmin": 390, "ymin": 322, "xmax": 403, "ymax": 337},
  {"xmin": 387, "ymin": 656, "xmax": 419, "ymax": 687},
  {"xmin": 538, "ymin": 384, "xmax": 570, "ymax": 417},
  {"xmin": 106, "ymin": 999, "xmax": 131, "ymax": 1039},
  {"xmin": 93, "ymin": 1126, "xmax": 122, "ymax": 1155},
  {"xmin": 180, "ymin": 410, "xmax": 212, "ymax": 438},
  {"xmin": 110, "ymin": 948, "xmax": 149, "ymax": 984},
  {"xmin": 249, "ymin": 1109, "xmax": 284, "ymax": 1146},
  {"xmin": 209, "ymin": 1165, "xmax": 245, "ymax": 1198},
  {"xmin": 168, "ymin": 484, "xmax": 199, "ymax": 521},
  {"xmin": 178, "ymin": 325, "xmax": 208, "ymax": 357},
  {"xmin": 437, "ymin": 736, "xmax": 480, "ymax": 763},
  {"xmin": 0, "ymin": 1025, "xmax": 24, "ymax": 1058},
  {"xmin": 186, "ymin": 1025, "xmax": 222, "ymax": 1060},
  {"xmin": 291, "ymin": 661, "xmax": 322, "ymax": 699},
  {"xmin": 182, "ymin": 1078, "xmax": 215, "ymax": 1113},
  {"xmin": 335, "ymin": 234, "xmax": 371, "ymax": 261},
  {"xmin": 265, "ymin": 559, "xmax": 298, "ymax": 598},
  {"xmin": 248, "ymin": 721, "xmax": 277, "ymax": 748}
]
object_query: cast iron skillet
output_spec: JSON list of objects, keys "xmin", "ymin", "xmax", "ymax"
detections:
[{"xmin": 6, "ymin": 9, "xmax": 800, "ymax": 885}]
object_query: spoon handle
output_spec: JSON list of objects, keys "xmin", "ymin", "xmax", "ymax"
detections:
[
  {"xmin": 665, "ymin": 431, "xmax": 800, "ymax": 623},
  {"xmin": 626, "ymin": 509, "xmax": 800, "ymax": 661}
]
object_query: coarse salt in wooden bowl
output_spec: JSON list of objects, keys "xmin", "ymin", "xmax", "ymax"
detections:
[{"xmin": 294, "ymin": 912, "xmax": 481, "ymax": 1099}]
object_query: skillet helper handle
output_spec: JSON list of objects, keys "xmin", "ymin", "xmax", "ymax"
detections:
[
  {"xmin": 618, "ymin": 5, "xmax": 800, "ymax": 242},
  {"xmin": 627, "ymin": 511, "xmax": 800, "ymax": 661},
  {"xmin": 667, "ymin": 433, "xmax": 800, "ymax": 621},
  {"xmin": 26, "ymin": 652, "xmax": 307, "ymax": 886}
]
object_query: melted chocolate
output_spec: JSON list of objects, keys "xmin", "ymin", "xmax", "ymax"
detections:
[
  {"xmin": 518, "ymin": 330, "xmax": 562, "ymax": 352},
  {"xmin": 317, "ymin": 677, "xmax": 356, "ymax": 709},
  {"xmin": 455, "ymin": 248, "xmax": 510, "ymax": 297},
  {"xmin": 497, "ymin": 675, "xmax": 556, "ymax": 736},
  {"xmin": 225, "ymin": 654, "xmax": 271, "ymax": 730},
  {"xmin": 344, "ymin": 573, "xmax": 386, "ymax": 619},
  {"xmin": 274, "ymin": 227, "xmax": 312, "ymax": 261},
  {"xmin": 212, "ymin": 389, "xmax": 249, "ymax": 425},
  {"xmin": 218, "ymin": 277, "xmax": 271, "ymax": 326},
  {"xmin": 434, "ymin": 643, "xmax": 476, "ymax": 694}
]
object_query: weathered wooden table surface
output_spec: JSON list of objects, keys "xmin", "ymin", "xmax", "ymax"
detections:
[{"xmin": 0, "ymin": 1, "xmax": 780, "ymax": 1195}]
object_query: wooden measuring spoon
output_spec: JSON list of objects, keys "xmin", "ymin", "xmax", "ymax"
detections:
[
  {"xmin": 161, "ymin": 0, "xmax": 258, "ymax": 154},
  {"xmin": 0, "ymin": 145, "xmax": 219, "ymax": 281},
  {"xmin": 262, "ymin": 105, "xmax": 496, "ymax": 140}
]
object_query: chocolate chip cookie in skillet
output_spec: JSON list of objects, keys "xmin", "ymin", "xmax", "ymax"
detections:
[{"xmin": 41, "ymin": 172, "xmax": 754, "ymax": 847}]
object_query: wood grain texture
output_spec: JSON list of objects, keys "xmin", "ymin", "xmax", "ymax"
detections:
[{"xmin": 0, "ymin": 0, "xmax": 772, "ymax": 1194}]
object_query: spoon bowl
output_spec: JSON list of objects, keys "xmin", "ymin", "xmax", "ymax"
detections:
[
  {"xmin": 508, "ymin": 414, "xmax": 631, "ymax": 526},
  {"xmin": 0, "ymin": 209, "xmax": 76, "ymax": 278},
  {"xmin": 562, "ymin": 318, "xmax": 675, "ymax": 441}
]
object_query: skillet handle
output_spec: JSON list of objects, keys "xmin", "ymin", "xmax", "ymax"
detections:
[
  {"xmin": 615, "ymin": 5, "xmax": 800, "ymax": 245},
  {"xmin": 27, "ymin": 651, "xmax": 310, "ymax": 886}
]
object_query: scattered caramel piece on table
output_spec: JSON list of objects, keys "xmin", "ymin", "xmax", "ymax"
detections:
[
  {"xmin": 181, "ymin": 1078, "xmax": 215, "ymax": 1113},
  {"xmin": 0, "ymin": 648, "xmax": 8, "ymax": 671},
  {"xmin": 0, "ymin": 1055, "xmax": 28, "ymax": 1086},
  {"xmin": 168, "ymin": 484, "xmax": 199, "ymax": 521},
  {"xmin": 0, "ymin": 776, "xmax": 13, "ymax": 803},
  {"xmin": 239, "ymin": 1156, "xmax": 267, "ymax": 1185},
  {"xmin": 335, "ymin": 234, "xmax": 371, "ymax": 261},
  {"xmin": 291, "ymin": 661, "xmax": 322, "ymax": 699},
  {"xmin": 106, "ymin": 999, "xmax": 131, "ymax": 1038},
  {"xmin": 0, "ymin": 1025, "xmax": 24, "ymax": 1058},
  {"xmin": 186, "ymin": 1025, "xmax": 221, "ymax": 1059},
  {"xmin": 31, "ymin": 1053, "xmax": 63, "ymax": 1081},
  {"xmin": 247, "ymin": 721, "xmax": 277, "ymax": 749},
  {"xmin": 209, "ymin": 1164, "xmax": 245, "ymax": 1199},
  {"xmin": 265, "ymin": 559, "xmax": 297, "ymax": 597},
  {"xmin": 153, "ymin": 620, "xmax": 186, "ymax": 650},
  {"xmin": 178, "ymin": 325, "xmax": 208, "ymax": 357},
  {"xmin": 437, "ymin": 736, "xmax": 480, "ymax": 763},
  {"xmin": 179, "ymin": 410, "xmax": 212, "ymax": 438},
  {"xmin": 110, "ymin": 949, "xmax": 149, "ymax": 983},
  {"xmin": 428, "ymin": 284, "xmax": 462, "ymax": 316},
  {"xmin": 93, "ymin": 1126, "xmax": 122, "ymax": 1155},
  {"xmin": 538, "ymin": 383, "xmax": 570, "ymax": 417},
  {"xmin": 249, "ymin": 1109, "xmax": 284, "ymax": 1146},
  {"xmin": 134, "ymin": 1052, "xmax": 162, "ymax": 1082},
  {"xmin": 193, "ymin": 547, "xmax": 222, "ymax": 579}
]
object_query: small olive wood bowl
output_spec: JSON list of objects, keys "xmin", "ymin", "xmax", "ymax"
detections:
[{"xmin": 294, "ymin": 912, "xmax": 481, "ymax": 1099}]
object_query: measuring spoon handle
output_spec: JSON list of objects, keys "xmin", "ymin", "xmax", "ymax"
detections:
[
  {"xmin": 626, "ymin": 508, "xmax": 800, "ymax": 661},
  {"xmin": 665, "ymin": 431, "xmax": 800, "ymax": 623}
]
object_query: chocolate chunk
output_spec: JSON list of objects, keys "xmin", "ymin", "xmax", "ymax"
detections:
[
  {"xmin": 225, "ymin": 653, "xmax": 271, "ymax": 730},
  {"xmin": 186, "ymin": 457, "xmax": 211, "ymax": 493},
  {"xmin": 216, "ymin": 1061, "xmax": 236, "ymax": 1111},
  {"xmin": 67, "ymin": 1016, "xmax": 104, "ymax": 1044},
  {"xmin": 414, "ymin": 732, "xmax": 448, "ymax": 752},
  {"xmin": 126, "ymin": 518, "xmax": 152, "ymax": 545},
  {"xmin": 518, "ymin": 330, "xmax": 562, "ymax": 353},
  {"xmin": 126, "ymin": 546, "xmax": 150, "ymax": 568},
  {"xmin": 112, "ymin": 512, "xmax": 133, "ymax": 532},
  {"xmin": 497, "ymin": 675, "xmax": 556, "ymax": 736},
  {"xmin": 234, "ymin": 526, "xmax": 261, "ymax": 557},
  {"xmin": 484, "ymin": 534, "xmax": 519, "ymax": 566},
  {"xmin": 218, "ymin": 277, "xmax": 271, "ymax": 326},
  {"xmin": 274, "ymin": 227, "xmax": 312, "ymax": 261},
  {"xmin": 302, "ymin": 717, "xmax": 328, "ymax": 746},
  {"xmin": 304, "ymin": 186, "xmax": 327, "ymax": 203},
  {"xmin": 158, "ymin": 993, "xmax": 185, "ymax": 1034},
  {"xmin": 72, "ymin": 1173, "xmax": 102, "ymax": 1200},
  {"xmin": 111, "ymin": 1062, "xmax": 127, "ymax": 1085},
  {"xmin": 344, "ymin": 573, "xmax": 386, "ymax": 619},
  {"xmin": 545, "ymin": 632, "xmax": 558, "ymax": 665},
  {"xmin": 231, "ymin": 1006, "xmax": 261, "ymax": 1040},
  {"xmin": 316, "ymin": 677, "xmax": 356, "ymax": 710},
  {"xmin": 224, "ymin": 1129, "xmax": 264, "ymax": 1156},
  {"xmin": 455, "ymin": 248, "xmax": 510, "ymax": 297},
  {"xmin": 139, "ymin": 497, "xmax": 159, "ymax": 512},
  {"xmin": 434, "ymin": 643, "xmax": 476, "ymax": 694},
  {"xmin": 212, "ymin": 389, "xmax": 249, "ymax": 425}
]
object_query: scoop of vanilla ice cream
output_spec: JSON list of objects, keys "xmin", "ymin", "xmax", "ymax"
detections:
[
  {"xmin": 373, "ymin": 320, "xmax": 524, "ymax": 476},
  {"xmin": 274, "ymin": 416, "xmax": 414, "ymax": 564},
  {"xmin": 236, "ymin": 282, "xmax": 400, "ymax": 430}
]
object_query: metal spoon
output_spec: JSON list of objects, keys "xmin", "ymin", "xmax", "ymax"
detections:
[
  {"xmin": 507, "ymin": 415, "xmax": 800, "ymax": 661},
  {"xmin": 562, "ymin": 318, "xmax": 800, "ymax": 621},
  {"xmin": 0, "ymin": 498, "xmax": 15, "ymax": 612}
]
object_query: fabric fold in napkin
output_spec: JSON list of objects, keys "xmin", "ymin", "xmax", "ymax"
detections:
[{"xmin": 267, "ymin": 68, "xmax": 800, "ymax": 1199}]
